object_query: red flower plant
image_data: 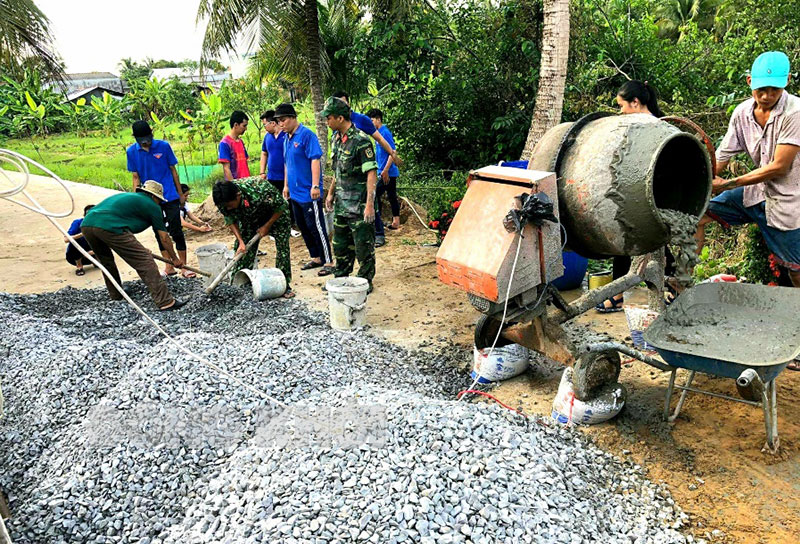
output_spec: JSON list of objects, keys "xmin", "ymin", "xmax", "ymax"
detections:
[{"xmin": 453, "ymin": 200, "xmax": 462, "ymax": 209}]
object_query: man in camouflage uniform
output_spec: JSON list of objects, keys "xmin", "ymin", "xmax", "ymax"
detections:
[
  {"xmin": 322, "ymin": 97, "xmax": 378, "ymax": 291},
  {"xmin": 212, "ymin": 177, "xmax": 294, "ymax": 298}
]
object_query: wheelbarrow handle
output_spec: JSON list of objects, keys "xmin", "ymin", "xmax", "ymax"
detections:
[
  {"xmin": 150, "ymin": 253, "xmax": 212, "ymax": 277},
  {"xmin": 204, "ymin": 233, "xmax": 263, "ymax": 294}
]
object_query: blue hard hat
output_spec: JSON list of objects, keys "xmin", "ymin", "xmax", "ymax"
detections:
[{"xmin": 750, "ymin": 51, "xmax": 790, "ymax": 90}]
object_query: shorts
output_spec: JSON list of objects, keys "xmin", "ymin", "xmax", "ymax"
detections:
[{"xmin": 707, "ymin": 187, "xmax": 800, "ymax": 271}]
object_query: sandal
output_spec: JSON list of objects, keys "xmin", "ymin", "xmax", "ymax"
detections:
[
  {"xmin": 787, "ymin": 360, "xmax": 800, "ymax": 372},
  {"xmin": 301, "ymin": 261, "xmax": 323, "ymax": 270},
  {"xmin": 181, "ymin": 270, "xmax": 197, "ymax": 279},
  {"xmin": 75, "ymin": 269, "xmax": 85, "ymax": 276},
  {"xmin": 595, "ymin": 296, "xmax": 623, "ymax": 313},
  {"xmin": 317, "ymin": 265, "xmax": 335, "ymax": 277},
  {"xmin": 282, "ymin": 289, "xmax": 296, "ymax": 299}
]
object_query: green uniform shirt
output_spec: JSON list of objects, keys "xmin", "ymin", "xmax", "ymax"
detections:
[
  {"xmin": 216, "ymin": 176, "xmax": 289, "ymax": 229},
  {"xmin": 332, "ymin": 125, "xmax": 378, "ymax": 217},
  {"xmin": 81, "ymin": 192, "xmax": 166, "ymax": 234}
]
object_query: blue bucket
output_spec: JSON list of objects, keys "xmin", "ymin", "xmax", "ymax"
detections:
[{"xmin": 551, "ymin": 250, "xmax": 588, "ymax": 291}]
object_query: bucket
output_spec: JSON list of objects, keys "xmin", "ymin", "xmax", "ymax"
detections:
[
  {"xmin": 470, "ymin": 344, "xmax": 529, "ymax": 384},
  {"xmin": 232, "ymin": 268, "xmax": 286, "ymax": 300},
  {"xmin": 588, "ymin": 270, "xmax": 612, "ymax": 290},
  {"xmin": 551, "ymin": 251, "xmax": 589, "ymax": 291},
  {"xmin": 195, "ymin": 243, "xmax": 235, "ymax": 287},
  {"xmin": 326, "ymin": 277, "xmax": 369, "ymax": 330}
]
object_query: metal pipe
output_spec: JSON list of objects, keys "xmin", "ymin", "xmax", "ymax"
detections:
[
  {"xmin": 736, "ymin": 368, "xmax": 764, "ymax": 402},
  {"xmin": 674, "ymin": 383, "xmax": 761, "ymax": 407},
  {"xmin": 586, "ymin": 342, "xmax": 672, "ymax": 372},
  {"xmin": 554, "ymin": 273, "xmax": 643, "ymax": 323}
]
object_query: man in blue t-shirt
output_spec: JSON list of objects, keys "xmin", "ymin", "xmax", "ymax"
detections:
[
  {"xmin": 64, "ymin": 204, "xmax": 95, "ymax": 276},
  {"xmin": 258, "ymin": 110, "xmax": 286, "ymax": 191},
  {"xmin": 273, "ymin": 103, "xmax": 334, "ymax": 275},
  {"xmin": 333, "ymin": 92, "xmax": 402, "ymax": 168},
  {"xmin": 367, "ymin": 108, "xmax": 402, "ymax": 245},
  {"xmin": 126, "ymin": 120, "xmax": 188, "ymax": 277}
]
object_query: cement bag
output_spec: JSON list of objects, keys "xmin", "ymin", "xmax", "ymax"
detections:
[
  {"xmin": 471, "ymin": 344, "xmax": 529, "ymax": 384},
  {"xmin": 623, "ymin": 304, "xmax": 659, "ymax": 351},
  {"xmin": 552, "ymin": 367, "xmax": 626, "ymax": 425}
]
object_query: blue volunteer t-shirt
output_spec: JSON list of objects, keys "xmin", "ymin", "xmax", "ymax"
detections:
[
  {"xmin": 67, "ymin": 218, "xmax": 83, "ymax": 236},
  {"xmin": 284, "ymin": 124, "xmax": 323, "ymax": 203},
  {"xmin": 350, "ymin": 111, "xmax": 376, "ymax": 135},
  {"xmin": 126, "ymin": 139, "xmax": 179, "ymax": 202},
  {"xmin": 262, "ymin": 131, "xmax": 287, "ymax": 181},
  {"xmin": 376, "ymin": 125, "xmax": 400, "ymax": 177}
]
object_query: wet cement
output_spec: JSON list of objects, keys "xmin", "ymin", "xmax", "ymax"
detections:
[
  {"xmin": 659, "ymin": 209, "xmax": 700, "ymax": 287},
  {"xmin": 651, "ymin": 301, "xmax": 799, "ymax": 364}
]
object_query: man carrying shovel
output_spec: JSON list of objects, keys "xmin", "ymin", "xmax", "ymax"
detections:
[
  {"xmin": 80, "ymin": 181, "xmax": 187, "ymax": 310},
  {"xmin": 212, "ymin": 177, "xmax": 295, "ymax": 298}
]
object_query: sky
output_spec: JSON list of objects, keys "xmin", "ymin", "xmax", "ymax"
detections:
[{"xmin": 37, "ymin": 0, "xmax": 234, "ymax": 74}]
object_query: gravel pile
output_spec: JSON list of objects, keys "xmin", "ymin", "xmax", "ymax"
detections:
[{"xmin": 1, "ymin": 281, "xmax": 688, "ymax": 543}]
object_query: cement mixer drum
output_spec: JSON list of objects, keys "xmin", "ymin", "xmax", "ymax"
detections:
[{"xmin": 530, "ymin": 113, "xmax": 712, "ymax": 258}]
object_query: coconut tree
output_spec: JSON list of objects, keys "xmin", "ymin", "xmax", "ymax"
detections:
[
  {"xmin": 0, "ymin": 0, "xmax": 63, "ymax": 79},
  {"xmin": 655, "ymin": 0, "xmax": 721, "ymax": 40},
  {"xmin": 198, "ymin": 0, "xmax": 333, "ymax": 156},
  {"xmin": 521, "ymin": 0, "xmax": 570, "ymax": 159},
  {"xmin": 198, "ymin": 0, "xmax": 415, "ymax": 158}
]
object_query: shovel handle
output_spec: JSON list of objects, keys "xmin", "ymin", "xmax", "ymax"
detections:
[
  {"xmin": 204, "ymin": 233, "xmax": 263, "ymax": 294},
  {"xmin": 150, "ymin": 253, "xmax": 212, "ymax": 277}
]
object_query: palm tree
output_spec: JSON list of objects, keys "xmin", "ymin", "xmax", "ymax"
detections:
[
  {"xmin": 521, "ymin": 0, "xmax": 570, "ymax": 159},
  {"xmin": 0, "ymin": 0, "xmax": 63, "ymax": 79},
  {"xmin": 198, "ymin": 0, "xmax": 333, "ymax": 156},
  {"xmin": 655, "ymin": 0, "xmax": 721, "ymax": 40},
  {"xmin": 198, "ymin": 0, "xmax": 414, "ymax": 158}
]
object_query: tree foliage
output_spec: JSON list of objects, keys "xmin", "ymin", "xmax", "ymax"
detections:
[{"xmin": 0, "ymin": 0, "xmax": 63, "ymax": 80}]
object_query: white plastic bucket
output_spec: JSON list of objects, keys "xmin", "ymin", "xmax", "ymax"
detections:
[
  {"xmin": 232, "ymin": 268, "xmax": 287, "ymax": 300},
  {"xmin": 326, "ymin": 277, "xmax": 369, "ymax": 330},
  {"xmin": 471, "ymin": 344, "xmax": 530, "ymax": 384},
  {"xmin": 195, "ymin": 243, "xmax": 235, "ymax": 288}
]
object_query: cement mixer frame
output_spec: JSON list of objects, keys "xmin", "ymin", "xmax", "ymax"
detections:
[{"xmin": 437, "ymin": 112, "xmax": 714, "ymax": 386}]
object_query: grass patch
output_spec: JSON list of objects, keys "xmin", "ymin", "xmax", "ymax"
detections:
[{"xmin": 0, "ymin": 127, "xmax": 263, "ymax": 203}]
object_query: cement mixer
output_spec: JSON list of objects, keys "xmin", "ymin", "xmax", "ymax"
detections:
[{"xmin": 437, "ymin": 113, "xmax": 713, "ymax": 388}]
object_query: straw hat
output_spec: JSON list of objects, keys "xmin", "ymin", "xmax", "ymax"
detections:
[{"xmin": 138, "ymin": 180, "xmax": 166, "ymax": 202}]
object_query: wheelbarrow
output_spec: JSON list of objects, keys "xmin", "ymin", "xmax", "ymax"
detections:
[{"xmin": 585, "ymin": 282, "xmax": 800, "ymax": 453}]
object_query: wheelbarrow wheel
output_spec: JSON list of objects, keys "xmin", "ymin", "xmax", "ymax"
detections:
[
  {"xmin": 474, "ymin": 315, "xmax": 514, "ymax": 350},
  {"xmin": 573, "ymin": 350, "xmax": 621, "ymax": 401}
]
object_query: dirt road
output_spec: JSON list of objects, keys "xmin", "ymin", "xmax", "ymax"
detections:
[{"xmin": 1, "ymin": 174, "xmax": 797, "ymax": 543}]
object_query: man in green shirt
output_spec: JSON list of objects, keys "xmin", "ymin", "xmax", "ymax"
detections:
[
  {"xmin": 321, "ymin": 97, "xmax": 378, "ymax": 291},
  {"xmin": 81, "ymin": 181, "xmax": 186, "ymax": 310},
  {"xmin": 212, "ymin": 177, "xmax": 294, "ymax": 298}
]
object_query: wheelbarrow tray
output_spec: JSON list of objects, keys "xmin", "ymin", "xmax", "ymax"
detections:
[{"xmin": 643, "ymin": 283, "xmax": 800, "ymax": 382}]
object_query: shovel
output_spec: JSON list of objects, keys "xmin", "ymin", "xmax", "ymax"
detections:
[
  {"xmin": 204, "ymin": 233, "xmax": 263, "ymax": 294},
  {"xmin": 150, "ymin": 253, "xmax": 212, "ymax": 277}
]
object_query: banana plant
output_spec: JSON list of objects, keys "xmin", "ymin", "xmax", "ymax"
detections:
[
  {"xmin": 149, "ymin": 111, "xmax": 168, "ymax": 139},
  {"xmin": 25, "ymin": 91, "xmax": 47, "ymax": 136},
  {"xmin": 58, "ymin": 97, "xmax": 87, "ymax": 137},
  {"xmin": 91, "ymin": 92, "xmax": 122, "ymax": 137}
]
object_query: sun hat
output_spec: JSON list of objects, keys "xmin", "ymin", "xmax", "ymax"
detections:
[{"xmin": 137, "ymin": 180, "xmax": 166, "ymax": 202}]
